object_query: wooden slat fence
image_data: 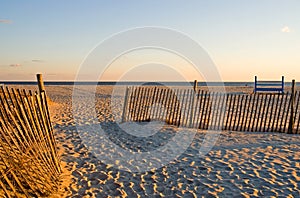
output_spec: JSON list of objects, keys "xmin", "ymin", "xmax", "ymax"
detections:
[
  {"xmin": 122, "ymin": 86, "xmax": 300, "ymax": 134},
  {"xmin": 0, "ymin": 86, "xmax": 61, "ymax": 197}
]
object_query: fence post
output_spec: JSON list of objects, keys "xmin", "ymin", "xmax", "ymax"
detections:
[
  {"xmin": 254, "ymin": 76, "xmax": 257, "ymax": 93},
  {"xmin": 193, "ymin": 80, "xmax": 198, "ymax": 92},
  {"xmin": 36, "ymin": 74, "xmax": 45, "ymax": 93},
  {"xmin": 122, "ymin": 87, "xmax": 130, "ymax": 122},
  {"xmin": 189, "ymin": 89, "xmax": 196, "ymax": 127},
  {"xmin": 282, "ymin": 76, "xmax": 285, "ymax": 93},
  {"xmin": 288, "ymin": 79, "xmax": 296, "ymax": 134}
]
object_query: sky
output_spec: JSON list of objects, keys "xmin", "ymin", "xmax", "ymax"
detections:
[{"xmin": 1, "ymin": 0, "xmax": 300, "ymax": 82}]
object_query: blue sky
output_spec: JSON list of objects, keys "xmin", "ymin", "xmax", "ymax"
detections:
[{"xmin": 1, "ymin": 0, "xmax": 299, "ymax": 81}]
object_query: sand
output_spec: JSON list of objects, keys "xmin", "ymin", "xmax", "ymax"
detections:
[{"xmin": 40, "ymin": 85, "xmax": 300, "ymax": 197}]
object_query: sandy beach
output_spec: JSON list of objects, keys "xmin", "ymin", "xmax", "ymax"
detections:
[
  {"xmin": 40, "ymin": 85, "xmax": 300, "ymax": 197},
  {"xmin": 3, "ymin": 1, "xmax": 300, "ymax": 197}
]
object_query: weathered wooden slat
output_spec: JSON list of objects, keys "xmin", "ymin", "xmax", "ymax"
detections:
[
  {"xmin": 131, "ymin": 86, "xmax": 139, "ymax": 121},
  {"xmin": 263, "ymin": 94, "xmax": 271, "ymax": 132},
  {"xmin": 21, "ymin": 91, "xmax": 59, "ymax": 178},
  {"xmin": 147, "ymin": 87, "xmax": 156, "ymax": 121},
  {"xmin": 176, "ymin": 89, "xmax": 185, "ymax": 127},
  {"xmin": 180, "ymin": 89, "xmax": 189, "ymax": 127},
  {"xmin": 246, "ymin": 94, "xmax": 255, "ymax": 132},
  {"xmin": 185, "ymin": 89, "xmax": 193, "ymax": 127},
  {"xmin": 143, "ymin": 87, "xmax": 153, "ymax": 121},
  {"xmin": 232, "ymin": 94, "xmax": 240, "ymax": 131},
  {"xmin": 139, "ymin": 87, "xmax": 146, "ymax": 121},
  {"xmin": 158, "ymin": 88, "xmax": 165, "ymax": 121},
  {"xmin": 214, "ymin": 93, "xmax": 223, "ymax": 130},
  {"xmin": 254, "ymin": 94, "xmax": 263, "ymax": 132},
  {"xmin": 6, "ymin": 87, "xmax": 15, "ymax": 109},
  {"xmin": 0, "ymin": 160, "xmax": 29, "ymax": 197},
  {"xmin": 271, "ymin": 93, "xmax": 280, "ymax": 132},
  {"xmin": 224, "ymin": 94, "xmax": 232, "ymax": 130},
  {"xmin": 128, "ymin": 87, "xmax": 136, "ymax": 121},
  {"xmin": 180, "ymin": 89, "xmax": 187, "ymax": 127},
  {"xmin": 128, "ymin": 87, "xmax": 135, "ymax": 121},
  {"xmin": 1, "ymin": 86, "xmax": 12, "ymax": 115},
  {"xmin": 288, "ymin": 80, "xmax": 296, "ymax": 134},
  {"xmin": 0, "ymin": 177, "xmax": 12, "ymax": 198},
  {"xmin": 167, "ymin": 88, "xmax": 176, "ymax": 125},
  {"xmin": 171, "ymin": 89, "xmax": 180, "ymax": 126},
  {"xmin": 198, "ymin": 90, "xmax": 207, "ymax": 129},
  {"xmin": 121, "ymin": 87, "xmax": 130, "ymax": 122},
  {"xmin": 264, "ymin": 94, "xmax": 272, "ymax": 131},
  {"xmin": 236, "ymin": 94, "xmax": 245, "ymax": 131},
  {"xmin": 293, "ymin": 92, "xmax": 300, "ymax": 122},
  {"xmin": 216, "ymin": 92, "xmax": 223, "ymax": 130},
  {"xmin": 297, "ymin": 92, "xmax": 300, "ymax": 133},
  {"xmin": 205, "ymin": 92, "xmax": 213, "ymax": 130},
  {"xmin": 267, "ymin": 93, "xmax": 276, "ymax": 132},
  {"xmin": 135, "ymin": 87, "xmax": 144, "ymax": 121},
  {"xmin": 152, "ymin": 88, "xmax": 160, "ymax": 120},
  {"xmin": 157, "ymin": 88, "xmax": 166, "ymax": 121},
  {"xmin": 189, "ymin": 89, "xmax": 196, "ymax": 128},
  {"xmin": 210, "ymin": 92, "xmax": 219, "ymax": 130},
  {"xmin": 28, "ymin": 94, "xmax": 61, "ymax": 177},
  {"xmin": 284, "ymin": 94, "xmax": 292, "ymax": 133},
  {"xmin": 278, "ymin": 93, "xmax": 289, "ymax": 132},
  {"xmin": 193, "ymin": 90, "xmax": 201, "ymax": 128},
  {"xmin": 199, "ymin": 91, "xmax": 207, "ymax": 129},
  {"xmin": 217, "ymin": 93, "xmax": 227, "ymax": 130},
  {"xmin": 160, "ymin": 88, "xmax": 168, "ymax": 121},
  {"xmin": 293, "ymin": 91, "xmax": 300, "ymax": 133},
  {"xmin": 259, "ymin": 94, "xmax": 268, "ymax": 132},
  {"xmin": 250, "ymin": 94, "xmax": 259, "ymax": 132},
  {"xmin": 35, "ymin": 95, "xmax": 60, "ymax": 174},
  {"xmin": 275, "ymin": 94, "xmax": 284, "ymax": 132},
  {"xmin": 15, "ymin": 95, "xmax": 57, "ymax": 192},
  {"xmin": 163, "ymin": 88, "xmax": 172, "ymax": 122},
  {"xmin": 243, "ymin": 94, "xmax": 251, "ymax": 131},
  {"xmin": 133, "ymin": 87, "xmax": 141, "ymax": 121},
  {"xmin": 228, "ymin": 94, "xmax": 236, "ymax": 131},
  {"xmin": 150, "ymin": 87, "xmax": 158, "ymax": 121},
  {"xmin": 139, "ymin": 87, "xmax": 147, "ymax": 121}
]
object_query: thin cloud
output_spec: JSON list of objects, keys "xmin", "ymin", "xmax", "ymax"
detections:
[
  {"xmin": 46, "ymin": 73, "xmax": 57, "ymax": 76},
  {"xmin": 0, "ymin": 63, "xmax": 22, "ymax": 67},
  {"xmin": 0, "ymin": 19, "xmax": 12, "ymax": 24},
  {"xmin": 23, "ymin": 59, "xmax": 45, "ymax": 64},
  {"xmin": 1, "ymin": 60, "xmax": 45, "ymax": 67},
  {"xmin": 10, "ymin": 64, "xmax": 22, "ymax": 67},
  {"xmin": 281, "ymin": 26, "xmax": 291, "ymax": 33},
  {"xmin": 31, "ymin": 59, "xmax": 45, "ymax": 63}
]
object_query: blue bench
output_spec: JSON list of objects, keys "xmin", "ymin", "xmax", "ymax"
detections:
[{"xmin": 254, "ymin": 76, "xmax": 284, "ymax": 93}]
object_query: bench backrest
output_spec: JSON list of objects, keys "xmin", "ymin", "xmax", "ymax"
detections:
[{"xmin": 254, "ymin": 76, "xmax": 284, "ymax": 93}]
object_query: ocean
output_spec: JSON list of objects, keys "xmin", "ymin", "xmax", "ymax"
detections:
[{"xmin": 0, "ymin": 81, "xmax": 298, "ymax": 87}]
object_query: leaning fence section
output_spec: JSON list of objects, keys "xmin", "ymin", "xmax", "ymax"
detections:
[
  {"xmin": 122, "ymin": 86, "xmax": 300, "ymax": 134},
  {"xmin": 0, "ymin": 86, "xmax": 61, "ymax": 197}
]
